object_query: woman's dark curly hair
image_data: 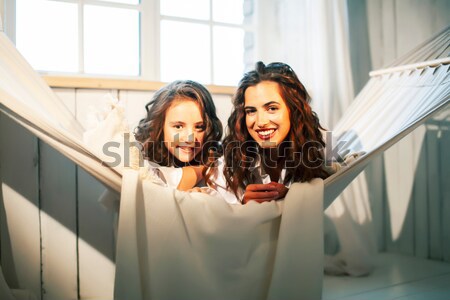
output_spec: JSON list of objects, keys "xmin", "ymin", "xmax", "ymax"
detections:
[
  {"xmin": 222, "ymin": 61, "xmax": 330, "ymax": 197},
  {"xmin": 134, "ymin": 80, "xmax": 223, "ymax": 182}
]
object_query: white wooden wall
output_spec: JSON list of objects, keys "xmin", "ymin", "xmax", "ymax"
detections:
[{"xmin": 0, "ymin": 88, "xmax": 232, "ymax": 300}]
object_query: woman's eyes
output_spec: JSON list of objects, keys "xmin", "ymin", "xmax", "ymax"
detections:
[
  {"xmin": 173, "ymin": 124, "xmax": 183, "ymax": 129},
  {"xmin": 267, "ymin": 106, "xmax": 279, "ymax": 112},
  {"xmin": 245, "ymin": 109, "xmax": 256, "ymax": 116},
  {"xmin": 245, "ymin": 106, "xmax": 278, "ymax": 115}
]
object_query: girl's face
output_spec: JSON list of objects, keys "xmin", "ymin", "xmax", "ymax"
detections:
[
  {"xmin": 163, "ymin": 99, "xmax": 206, "ymax": 163},
  {"xmin": 244, "ymin": 81, "xmax": 291, "ymax": 148}
]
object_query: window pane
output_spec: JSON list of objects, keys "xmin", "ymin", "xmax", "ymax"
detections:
[
  {"xmin": 213, "ymin": 26, "xmax": 244, "ymax": 86},
  {"xmin": 160, "ymin": 20, "xmax": 211, "ymax": 83},
  {"xmin": 95, "ymin": 0, "xmax": 140, "ymax": 4},
  {"xmin": 160, "ymin": 0, "xmax": 209, "ymax": 20},
  {"xmin": 16, "ymin": 0, "xmax": 78, "ymax": 72},
  {"xmin": 212, "ymin": 0, "xmax": 244, "ymax": 24},
  {"xmin": 84, "ymin": 5, "xmax": 140, "ymax": 76}
]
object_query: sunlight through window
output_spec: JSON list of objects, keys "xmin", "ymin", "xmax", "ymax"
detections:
[
  {"xmin": 84, "ymin": 5, "xmax": 139, "ymax": 76},
  {"xmin": 16, "ymin": 0, "xmax": 78, "ymax": 72},
  {"xmin": 213, "ymin": 26, "xmax": 244, "ymax": 85},
  {"xmin": 14, "ymin": 0, "xmax": 253, "ymax": 85},
  {"xmin": 160, "ymin": 20, "xmax": 211, "ymax": 83},
  {"xmin": 160, "ymin": 0, "xmax": 210, "ymax": 20}
]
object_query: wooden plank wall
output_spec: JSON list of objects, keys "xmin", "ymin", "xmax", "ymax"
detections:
[
  {"xmin": 0, "ymin": 112, "xmax": 41, "ymax": 299},
  {"xmin": 0, "ymin": 88, "xmax": 232, "ymax": 299}
]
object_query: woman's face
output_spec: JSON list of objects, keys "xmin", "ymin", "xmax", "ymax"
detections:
[
  {"xmin": 244, "ymin": 81, "xmax": 291, "ymax": 148},
  {"xmin": 163, "ymin": 99, "xmax": 206, "ymax": 163}
]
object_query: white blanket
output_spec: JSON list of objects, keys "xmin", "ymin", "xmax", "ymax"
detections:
[{"xmin": 114, "ymin": 169, "xmax": 324, "ymax": 300}]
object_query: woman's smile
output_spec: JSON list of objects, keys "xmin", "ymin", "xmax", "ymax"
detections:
[
  {"xmin": 255, "ymin": 128, "xmax": 277, "ymax": 140},
  {"xmin": 244, "ymin": 81, "xmax": 291, "ymax": 147}
]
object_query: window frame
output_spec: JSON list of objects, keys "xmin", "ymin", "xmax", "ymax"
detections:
[{"xmin": 4, "ymin": 0, "xmax": 255, "ymax": 85}]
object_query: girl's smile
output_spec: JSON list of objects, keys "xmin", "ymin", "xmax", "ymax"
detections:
[{"xmin": 163, "ymin": 99, "xmax": 205, "ymax": 163}]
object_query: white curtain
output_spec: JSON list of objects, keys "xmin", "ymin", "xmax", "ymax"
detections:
[
  {"xmin": 254, "ymin": 0, "xmax": 450, "ymax": 267},
  {"xmin": 255, "ymin": 0, "xmax": 354, "ymax": 128},
  {"xmin": 255, "ymin": 0, "xmax": 377, "ymax": 275},
  {"xmin": 366, "ymin": 0, "xmax": 450, "ymax": 259}
]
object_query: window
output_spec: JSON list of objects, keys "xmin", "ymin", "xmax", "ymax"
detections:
[
  {"xmin": 10, "ymin": 0, "xmax": 254, "ymax": 86},
  {"xmin": 15, "ymin": 0, "xmax": 140, "ymax": 76}
]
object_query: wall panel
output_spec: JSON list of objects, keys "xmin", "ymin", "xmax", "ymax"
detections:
[
  {"xmin": 0, "ymin": 112, "xmax": 41, "ymax": 299},
  {"xmin": 412, "ymin": 126, "xmax": 429, "ymax": 259},
  {"xmin": 118, "ymin": 90, "xmax": 153, "ymax": 130},
  {"xmin": 40, "ymin": 142, "xmax": 78, "ymax": 300},
  {"xmin": 77, "ymin": 169, "xmax": 115, "ymax": 300}
]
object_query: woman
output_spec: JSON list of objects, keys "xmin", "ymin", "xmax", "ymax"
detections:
[{"xmin": 218, "ymin": 61, "xmax": 330, "ymax": 204}]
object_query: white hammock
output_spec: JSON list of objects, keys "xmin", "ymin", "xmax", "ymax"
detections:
[
  {"xmin": 0, "ymin": 28, "xmax": 450, "ymax": 208},
  {"xmin": 1, "ymin": 28, "xmax": 449, "ymax": 207},
  {"xmin": 0, "ymin": 25, "xmax": 449, "ymax": 300}
]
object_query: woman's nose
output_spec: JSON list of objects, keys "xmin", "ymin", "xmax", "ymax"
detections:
[{"xmin": 256, "ymin": 111, "xmax": 269, "ymax": 127}]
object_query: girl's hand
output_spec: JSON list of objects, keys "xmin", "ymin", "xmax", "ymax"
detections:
[
  {"xmin": 186, "ymin": 187, "xmax": 215, "ymax": 195},
  {"xmin": 177, "ymin": 165, "xmax": 205, "ymax": 191},
  {"xmin": 186, "ymin": 187, "xmax": 205, "ymax": 193},
  {"xmin": 243, "ymin": 183, "xmax": 279, "ymax": 204}
]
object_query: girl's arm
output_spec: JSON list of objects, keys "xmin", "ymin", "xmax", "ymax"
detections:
[{"xmin": 177, "ymin": 165, "xmax": 206, "ymax": 191}]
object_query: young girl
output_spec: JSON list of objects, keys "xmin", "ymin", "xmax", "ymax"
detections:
[
  {"xmin": 215, "ymin": 61, "xmax": 331, "ymax": 204},
  {"xmin": 134, "ymin": 80, "xmax": 223, "ymax": 190}
]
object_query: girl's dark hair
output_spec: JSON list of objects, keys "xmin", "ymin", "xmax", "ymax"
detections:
[
  {"xmin": 222, "ymin": 61, "xmax": 329, "ymax": 197},
  {"xmin": 134, "ymin": 80, "xmax": 223, "ymax": 183}
]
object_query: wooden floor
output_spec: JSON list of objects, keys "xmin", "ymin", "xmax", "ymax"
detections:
[{"xmin": 323, "ymin": 253, "xmax": 450, "ymax": 300}]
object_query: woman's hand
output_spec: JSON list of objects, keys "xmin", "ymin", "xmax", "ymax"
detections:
[
  {"xmin": 242, "ymin": 182, "xmax": 287, "ymax": 204},
  {"xmin": 267, "ymin": 181, "xmax": 289, "ymax": 199},
  {"xmin": 243, "ymin": 182, "xmax": 289, "ymax": 204}
]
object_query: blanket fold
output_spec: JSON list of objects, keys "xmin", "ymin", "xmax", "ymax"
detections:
[{"xmin": 114, "ymin": 169, "xmax": 324, "ymax": 300}]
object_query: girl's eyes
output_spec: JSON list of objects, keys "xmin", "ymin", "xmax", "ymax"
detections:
[
  {"xmin": 172, "ymin": 124, "xmax": 205, "ymax": 131},
  {"xmin": 195, "ymin": 124, "xmax": 206, "ymax": 131}
]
